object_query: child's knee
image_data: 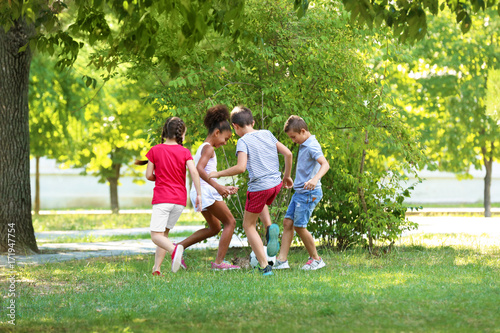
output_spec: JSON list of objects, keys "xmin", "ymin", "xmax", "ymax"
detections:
[
  {"xmin": 224, "ymin": 218, "xmax": 236, "ymax": 229},
  {"xmin": 208, "ymin": 225, "xmax": 222, "ymax": 236},
  {"xmin": 283, "ymin": 218, "xmax": 294, "ymax": 230}
]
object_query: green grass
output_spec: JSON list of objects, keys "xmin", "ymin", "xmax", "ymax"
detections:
[
  {"xmin": 37, "ymin": 231, "xmax": 195, "ymax": 244},
  {"xmin": 1, "ymin": 234, "xmax": 499, "ymax": 332},
  {"xmin": 32, "ymin": 212, "xmax": 205, "ymax": 232}
]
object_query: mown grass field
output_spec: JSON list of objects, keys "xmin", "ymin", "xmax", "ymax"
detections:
[
  {"xmin": 32, "ymin": 212, "xmax": 205, "ymax": 232},
  {"xmin": 1, "ymin": 233, "xmax": 499, "ymax": 333}
]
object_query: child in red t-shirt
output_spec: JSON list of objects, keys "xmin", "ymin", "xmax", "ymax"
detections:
[{"xmin": 145, "ymin": 117, "xmax": 202, "ymax": 275}]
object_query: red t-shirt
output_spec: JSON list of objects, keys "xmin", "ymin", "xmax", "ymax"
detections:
[{"xmin": 146, "ymin": 144, "xmax": 193, "ymax": 206}]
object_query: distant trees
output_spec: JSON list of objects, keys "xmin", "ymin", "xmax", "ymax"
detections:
[{"xmin": 374, "ymin": 9, "xmax": 500, "ymax": 216}]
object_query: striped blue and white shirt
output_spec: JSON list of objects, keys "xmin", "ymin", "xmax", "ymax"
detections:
[{"xmin": 236, "ymin": 130, "xmax": 282, "ymax": 192}]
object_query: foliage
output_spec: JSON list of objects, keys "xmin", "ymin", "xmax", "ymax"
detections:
[
  {"xmin": 6, "ymin": 234, "xmax": 500, "ymax": 332},
  {"xmin": 29, "ymin": 56, "xmax": 83, "ymax": 160},
  {"xmin": 486, "ymin": 68, "xmax": 500, "ymax": 121},
  {"xmin": 372, "ymin": 8, "xmax": 500, "ymax": 216},
  {"xmin": 147, "ymin": 0, "xmax": 423, "ymax": 250},
  {"xmin": 342, "ymin": 0, "xmax": 500, "ymax": 44}
]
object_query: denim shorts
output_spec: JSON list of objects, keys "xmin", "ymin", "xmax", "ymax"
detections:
[{"xmin": 284, "ymin": 188, "xmax": 323, "ymax": 228}]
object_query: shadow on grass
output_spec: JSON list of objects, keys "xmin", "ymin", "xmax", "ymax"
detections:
[{"xmin": 6, "ymin": 242, "xmax": 499, "ymax": 333}]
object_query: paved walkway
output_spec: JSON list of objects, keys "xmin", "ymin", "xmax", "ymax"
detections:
[{"xmin": 1, "ymin": 216, "xmax": 499, "ymax": 267}]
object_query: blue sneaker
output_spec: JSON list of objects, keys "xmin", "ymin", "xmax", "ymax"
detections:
[
  {"xmin": 258, "ymin": 264, "xmax": 274, "ymax": 276},
  {"xmin": 266, "ymin": 224, "xmax": 280, "ymax": 257}
]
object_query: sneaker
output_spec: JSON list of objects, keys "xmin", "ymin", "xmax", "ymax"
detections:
[
  {"xmin": 173, "ymin": 243, "xmax": 187, "ymax": 270},
  {"xmin": 152, "ymin": 270, "xmax": 164, "ymax": 277},
  {"xmin": 180, "ymin": 258, "xmax": 187, "ymax": 270},
  {"xmin": 211, "ymin": 261, "xmax": 241, "ymax": 271},
  {"xmin": 171, "ymin": 244, "xmax": 184, "ymax": 273},
  {"xmin": 266, "ymin": 224, "xmax": 280, "ymax": 257},
  {"xmin": 258, "ymin": 264, "xmax": 274, "ymax": 276},
  {"xmin": 273, "ymin": 259, "xmax": 290, "ymax": 270},
  {"xmin": 301, "ymin": 257, "xmax": 326, "ymax": 271}
]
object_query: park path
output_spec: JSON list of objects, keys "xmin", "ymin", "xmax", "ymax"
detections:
[{"xmin": 1, "ymin": 214, "xmax": 500, "ymax": 268}]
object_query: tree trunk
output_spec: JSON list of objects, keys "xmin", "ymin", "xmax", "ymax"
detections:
[
  {"xmin": 34, "ymin": 156, "xmax": 40, "ymax": 215},
  {"xmin": 0, "ymin": 20, "xmax": 38, "ymax": 253},
  {"xmin": 358, "ymin": 130, "xmax": 373, "ymax": 253},
  {"xmin": 108, "ymin": 163, "xmax": 121, "ymax": 214},
  {"xmin": 481, "ymin": 144, "xmax": 494, "ymax": 218}
]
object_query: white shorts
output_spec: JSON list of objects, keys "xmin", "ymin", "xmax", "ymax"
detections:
[
  {"xmin": 190, "ymin": 186, "xmax": 223, "ymax": 212},
  {"xmin": 150, "ymin": 203, "xmax": 185, "ymax": 232}
]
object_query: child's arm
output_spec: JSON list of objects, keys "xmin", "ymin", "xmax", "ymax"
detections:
[
  {"xmin": 303, "ymin": 156, "xmax": 330, "ymax": 190},
  {"xmin": 276, "ymin": 142, "xmax": 294, "ymax": 188},
  {"xmin": 197, "ymin": 145, "xmax": 235, "ymax": 197},
  {"xmin": 209, "ymin": 151, "xmax": 247, "ymax": 179},
  {"xmin": 186, "ymin": 160, "xmax": 203, "ymax": 212},
  {"xmin": 146, "ymin": 161, "xmax": 156, "ymax": 181}
]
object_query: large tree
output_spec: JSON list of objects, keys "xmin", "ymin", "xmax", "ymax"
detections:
[
  {"xmin": 376, "ymin": 9, "xmax": 500, "ymax": 216},
  {"xmin": 0, "ymin": 0, "xmax": 246, "ymax": 253},
  {"xmin": 150, "ymin": 0, "xmax": 425, "ymax": 251}
]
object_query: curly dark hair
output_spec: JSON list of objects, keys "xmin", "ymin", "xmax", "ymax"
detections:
[
  {"xmin": 161, "ymin": 117, "xmax": 186, "ymax": 145},
  {"xmin": 204, "ymin": 104, "xmax": 231, "ymax": 134}
]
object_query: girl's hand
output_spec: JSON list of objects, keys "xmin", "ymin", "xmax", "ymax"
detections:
[
  {"xmin": 216, "ymin": 185, "xmax": 232, "ymax": 198},
  {"xmin": 195, "ymin": 195, "xmax": 202, "ymax": 212}
]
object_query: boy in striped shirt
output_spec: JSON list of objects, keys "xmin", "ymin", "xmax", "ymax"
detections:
[{"xmin": 209, "ymin": 106, "xmax": 293, "ymax": 276}]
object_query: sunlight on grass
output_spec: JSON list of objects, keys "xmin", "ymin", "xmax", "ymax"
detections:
[
  {"xmin": 33, "ymin": 212, "xmax": 205, "ymax": 232},
  {"xmin": 37, "ymin": 231, "xmax": 194, "ymax": 244},
  {"xmin": 3, "ymin": 234, "xmax": 499, "ymax": 332}
]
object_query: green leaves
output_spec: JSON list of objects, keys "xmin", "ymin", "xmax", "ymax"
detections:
[{"xmin": 342, "ymin": 0, "xmax": 500, "ymax": 44}]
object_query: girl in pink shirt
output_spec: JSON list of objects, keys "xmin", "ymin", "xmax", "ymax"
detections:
[{"xmin": 145, "ymin": 117, "xmax": 202, "ymax": 275}]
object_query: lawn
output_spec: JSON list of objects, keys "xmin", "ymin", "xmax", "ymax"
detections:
[
  {"xmin": 32, "ymin": 212, "xmax": 205, "ymax": 232},
  {"xmin": 1, "ymin": 234, "xmax": 499, "ymax": 332}
]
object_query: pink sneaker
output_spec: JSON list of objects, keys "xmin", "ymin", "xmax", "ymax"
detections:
[
  {"xmin": 180, "ymin": 258, "xmax": 187, "ymax": 270},
  {"xmin": 211, "ymin": 261, "xmax": 241, "ymax": 271},
  {"xmin": 171, "ymin": 244, "xmax": 184, "ymax": 273}
]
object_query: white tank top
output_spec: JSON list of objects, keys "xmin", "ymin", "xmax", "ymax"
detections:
[{"xmin": 192, "ymin": 142, "xmax": 217, "ymax": 188}]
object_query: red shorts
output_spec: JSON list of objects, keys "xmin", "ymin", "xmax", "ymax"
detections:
[{"xmin": 245, "ymin": 182, "xmax": 283, "ymax": 213}]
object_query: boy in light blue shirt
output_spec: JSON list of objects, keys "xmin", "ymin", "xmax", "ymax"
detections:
[
  {"xmin": 209, "ymin": 106, "xmax": 293, "ymax": 276},
  {"xmin": 274, "ymin": 115, "xmax": 330, "ymax": 270}
]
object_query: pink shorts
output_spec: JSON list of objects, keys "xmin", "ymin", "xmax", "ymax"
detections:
[{"xmin": 245, "ymin": 182, "xmax": 283, "ymax": 213}]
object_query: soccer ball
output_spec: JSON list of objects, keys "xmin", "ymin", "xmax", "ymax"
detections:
[{"xmin": 249, "ymin": 246, "xmax": 276, "ymax": 268}]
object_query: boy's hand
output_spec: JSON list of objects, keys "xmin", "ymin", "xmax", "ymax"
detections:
[
  {"xmin": 283, "ymin": 176, "xmax": 294, "ymax": 189},
  {"xmin": 208, "ymin": 171, "xmax": 218, "ymax": 179},
  {"xmin": 303, "ymin": 178, "xmax": 318, "ymax": 190},
  {"xmin": 227, "ymin": 186, "xmax": 239, "ymax": 195}
]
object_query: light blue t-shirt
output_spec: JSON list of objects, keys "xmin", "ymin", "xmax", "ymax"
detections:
[
  {"xmin": 294, "ymin": 135, "xmax": 324, "ymax": 194},
  {"xmin": 236, "ymin": 130, "xmax": 282, "ymax": 192}
]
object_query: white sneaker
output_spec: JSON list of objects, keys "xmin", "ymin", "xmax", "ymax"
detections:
[
  {"xmin": 273, "ymin": 259, "xmax": 290, "ymax": 270},
  {"xmin": 301, "ymin": 257, "xmax": 326, "ymax": 270}
]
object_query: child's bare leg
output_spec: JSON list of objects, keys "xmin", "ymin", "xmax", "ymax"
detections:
[
  {"xmin": 259, "ymin": 205, "xmax": 272, "ymax": 228},
  {"xmin": 295, "ymin": 227, "xmax": 320, "ymax": 260},
  {"xmin": 277, "ymin": 218, "xmax": 294, "ymax": 262},
  {"xmin": 206, "ymin": 201, "xmax": 236, "ymax": 264},
  {"xmin": 243, "ymin": 210, "xmax": 268, "ymax": 267},
  {"xmin": 151, "ymin": 229, "xmax": 174, "ymax": 272},
  {"xmin": 178, "ymin": 211, "xmax": 221, "ymax": 249}
]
